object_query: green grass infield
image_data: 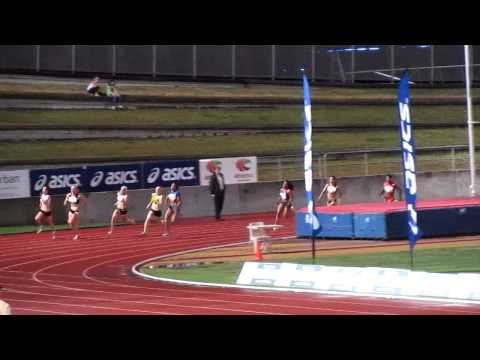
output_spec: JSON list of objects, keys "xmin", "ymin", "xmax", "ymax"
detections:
[{"xmin": 140, "ymin": 245, "xmax": 480, "ymax": 286}]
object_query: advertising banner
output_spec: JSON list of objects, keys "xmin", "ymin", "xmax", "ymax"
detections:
[
  {"xmin": 398, "ymin": 71, "xmax": 422, "ymax": 250},
  {"xmin": 86, "ymin": 164, "xmax": 143, "ymax": 193},
  {"xmin": 30, "ymin": 167, "xmax": 87, "ymax": 196},
  {"xmin": 302, "ymin": 72, "xmax": 321, "ymax": 236},
  {"xmin": 199, "ymin": 157, "xmax": 257, "ymax": 186},
  {"xmin": 0, "ymin": 170, "xmax": 30, "ymax": 199},
  {"xmin": 29, "ymin": 159, "xmax": 201, "ymax": 197},
  {"xmin": 143, "ymin": 160, "xmax": 199, "ymax": 188}
]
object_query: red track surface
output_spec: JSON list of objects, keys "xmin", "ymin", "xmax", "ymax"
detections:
[{"xmin": 1, "ymin": 212, "xmax": 480, "ymax": 315}]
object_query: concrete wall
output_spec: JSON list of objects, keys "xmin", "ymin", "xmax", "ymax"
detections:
[{"xmin": 0, "ymin": 170, "xmax": 476, "ymax": 227}]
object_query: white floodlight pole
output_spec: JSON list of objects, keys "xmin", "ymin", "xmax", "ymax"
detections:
[{"xmin": 465, "ymin": 45, "xmax": 476, "ymax": 197}]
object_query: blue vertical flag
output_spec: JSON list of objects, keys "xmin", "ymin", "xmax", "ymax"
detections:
[
  {"xmin": 398, "ymin": 72, "xmax": 422, "ymax": 250},
  {"xmin": 302, "ymin": 71, "xmax": 321, "ymax": 236}
]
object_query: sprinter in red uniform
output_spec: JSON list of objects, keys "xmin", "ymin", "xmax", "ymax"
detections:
[
  {"xmin": 274, "ymin": 180, "xmax": 295, "ymax": 225},
  {"xmin": 379, "ymin": 175, "xmax": 401, "ymax": 203}
]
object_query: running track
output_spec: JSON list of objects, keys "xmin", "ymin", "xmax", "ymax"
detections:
[{"xmin": 1, "ymin": 212, "xmax": 480, "ymax": 315}]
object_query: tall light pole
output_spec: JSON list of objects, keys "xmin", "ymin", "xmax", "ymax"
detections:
[{"xmin": 465, "ymin": 45, "xmax": 476, "ymax": 197}]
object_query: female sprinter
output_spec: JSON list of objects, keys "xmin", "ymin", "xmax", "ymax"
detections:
[
  {"xmin": 35, "ymin": 186, "xmax": 56, "ymax": 239},
  {"xmin": 379, "ymin": 175, "xmax": 401, "ymax": 203},
  {"xmin": 142, "ymin": 186, "xmax": 164, "ymax": 235},
  {"xmin": 63, "ymin": 186, "xmax": 86, "ymax": 240},
  {"xmin": 318, "ymin": 176, "xmax": 341, "ymax": 206},
  {"xmin": 163, "ymin": 182, "xmax": 182, "ymax": 237},
  {"xmin": 274, "ymin": 180, "xmax": 295, "ymax": 225},
  {"xmin": 108, "ymin": 186, "xmax": 135, "ymax": 235}
]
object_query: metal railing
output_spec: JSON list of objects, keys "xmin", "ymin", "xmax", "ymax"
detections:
[
  {"xmin": 1, "ymin": 45, "xmax": 479, "ymax": 84},
  {"xmin": 257, "ymin": 145, "xmax": 480, "ymax": 182}
]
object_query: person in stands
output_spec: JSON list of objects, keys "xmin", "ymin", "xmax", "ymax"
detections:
[
  {"xmin": 86, "ymin": 77, "xmax": 106, "ymax": 97},
  {"xmin": 106, "ymin": 81, "xmax": 122, "ymax": 110}
]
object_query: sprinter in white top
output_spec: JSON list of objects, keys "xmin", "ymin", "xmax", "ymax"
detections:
[
  {"xmin": 318, "ymin": 176, "xmax": 341, "ymax": 206},
  {"xmin": 163, "ymin": 182, "xmax": 182, "ymax": 237},
  {"xmin": 63, "ymin": 186, "xmax": 86, "ymax": 240},
  {"xmin": 35, "ymin": 186, "xmax": 56, "ymax": 239},
  {"xmin": 108, "ymin": 186, "xmax": 136, "ymax": 235}
]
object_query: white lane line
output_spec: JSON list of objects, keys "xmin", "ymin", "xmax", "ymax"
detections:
[
  {"xmin": 5, "ymin": 272, "xmax": 480, "ymax": 315},
  {"xmin": 3, "ymin": 261, "xmax": 480, "ymax": 315},
  {"xmin": 3, "ymin": 249, "xmax": 388, "ymax": 315},
  {"xmin": 78, "ymin": 242, "xmax": 405, "ymax": 314},
  {"xmin": 2, "ymin": 294, "xmax": 181, "ymax": 315},
  {"xmin": 1, "ymin": 279, "xmax": 397, "ymax": 315},
  {"xmin": 11, "ymin": 307, "xmax": 81, "ymax": 315},
  {"xmin": 2, "ymin": 239, "xmax": 216, "ymax": 271},
  {"xmin": 18, "ymin": 238, "xmax": 292, "ymax": 315},
  {"xmin": 8, "ymin": 218, "xmax": 479, "ymax": 313},
  {"xmin": 0, "ymin": 231, "xmax": 247, "ymax": 270},
  {"xmin": 3, "ymin": 288, "xmax": 285, "ymax": 315},
  {"xmin": 0, "ymin": 224, "xmax": 252, "ymax": 257}
]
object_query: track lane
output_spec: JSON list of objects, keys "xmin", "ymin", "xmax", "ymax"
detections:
[{"xmin": 1, "ymin": 212, "xmax": 480, "ymax": 315}]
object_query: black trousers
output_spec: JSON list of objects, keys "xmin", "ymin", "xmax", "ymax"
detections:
[{"xmin": 214, "ymin": 191, "xmax": 225, "ymax": 219}]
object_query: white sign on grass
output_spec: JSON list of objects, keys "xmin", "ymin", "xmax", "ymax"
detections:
[{"xmin": 237, "ymin": 262, "xmax": 480, "ymax": 302}]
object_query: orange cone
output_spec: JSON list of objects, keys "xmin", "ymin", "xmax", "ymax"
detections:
[{"xmin": 255, "ymin": 241, "xmax": 263, "ymax": 261}]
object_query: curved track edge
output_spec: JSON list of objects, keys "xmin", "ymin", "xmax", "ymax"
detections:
[{"xmin": 131, "ymin": 242, "xmax": 480, "ymax": 306}]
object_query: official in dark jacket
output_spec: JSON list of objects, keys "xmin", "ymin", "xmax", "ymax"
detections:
[{"xmin": 209, "ymin": 167, "xmax": 226, "ymax": 220}]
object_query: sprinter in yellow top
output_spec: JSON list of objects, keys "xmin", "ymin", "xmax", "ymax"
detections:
[{"xmin": 142, "ymin": 186, "xmax": 164, "ymax": 235}]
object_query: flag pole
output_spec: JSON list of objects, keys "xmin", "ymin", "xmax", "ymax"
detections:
[
  {"xmin": 465, "ymin": 45, "xmax": 476, "ymax": 197},
  {"xmin": 398, "ymin": 70, "xmax": 421, "ymax": 271},
  {"xmin": 300, "ymin": 69, "xmax": 318, "ymax": 265},
  {"xmin": 312, "ymin": 234, "xmax": 316, "ymax": 264},
  {"xmin": 410, "ymin": 245, "xmax": 414, "ymax": 271}
]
